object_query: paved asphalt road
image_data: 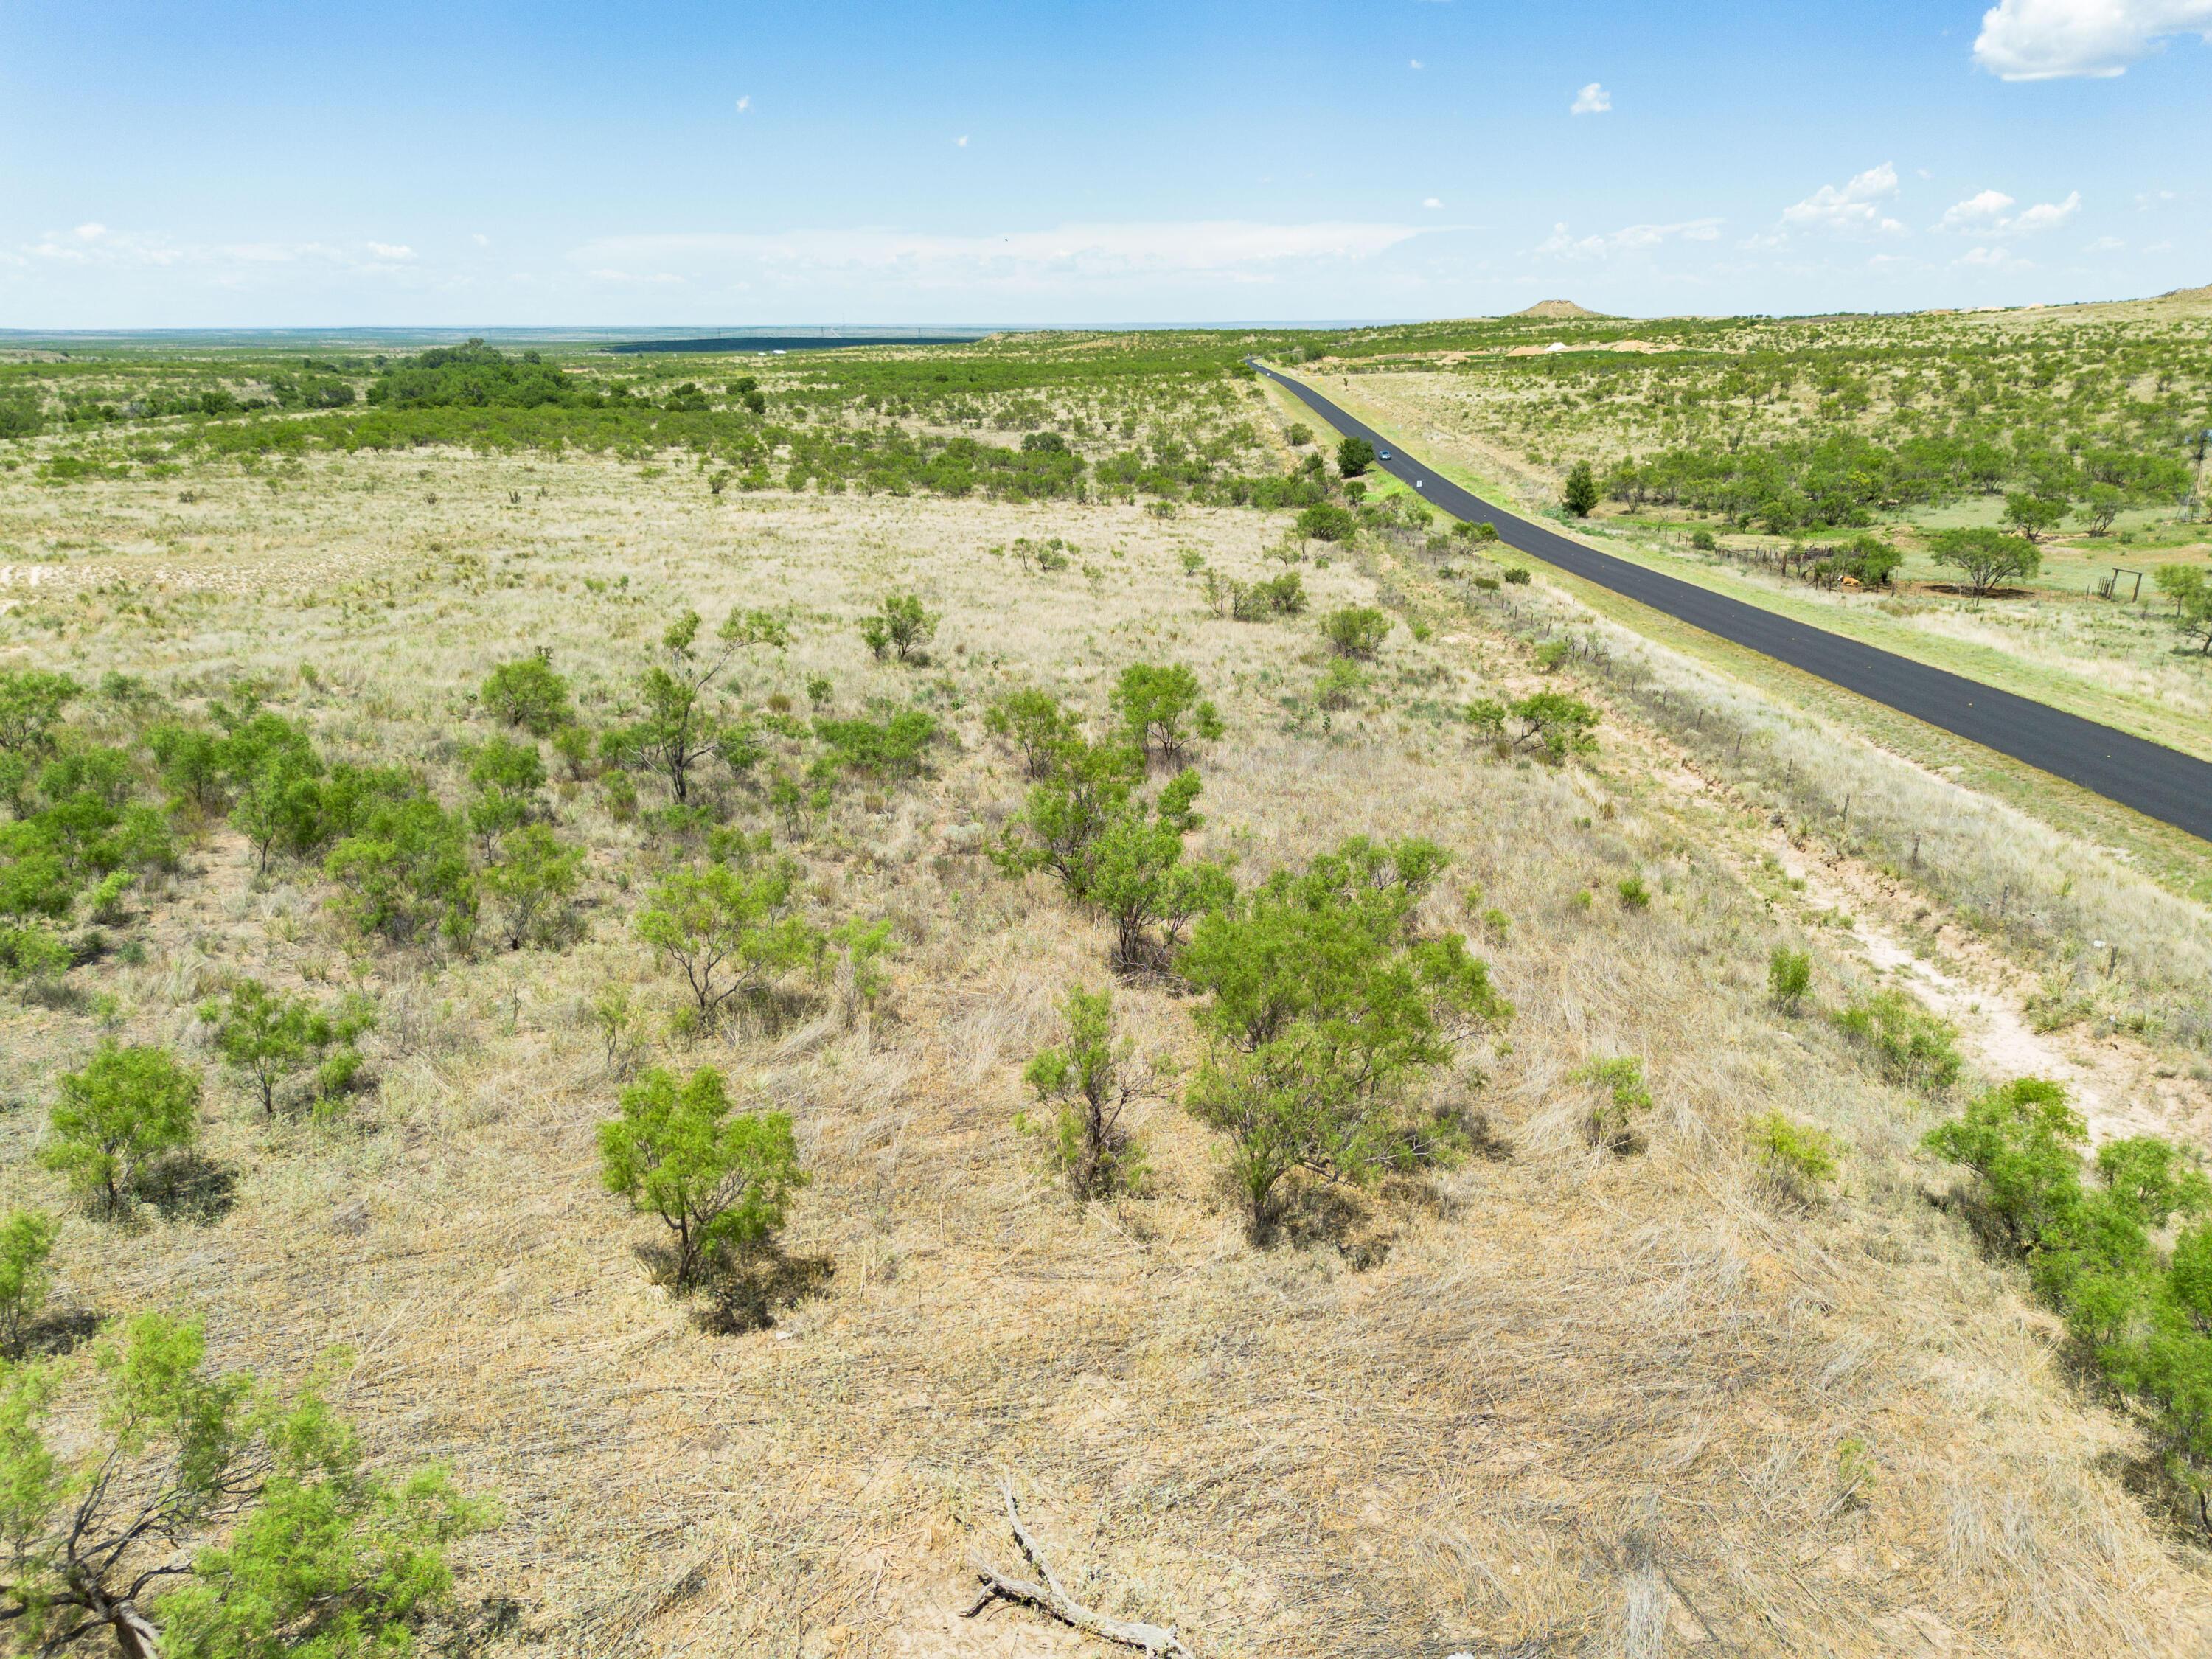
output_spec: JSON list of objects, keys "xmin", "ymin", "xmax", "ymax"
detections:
[{"xmin": 1255, "ymin": 362, "xmax": 2212, "ymax": 846}]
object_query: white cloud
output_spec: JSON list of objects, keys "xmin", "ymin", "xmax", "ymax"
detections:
[
  {"xmin": 1570, "ymin": 82, "xmax": 1611, "ymax": 114},
  {"xmin": 735, "ymin": 94, "xmax": 751, "ymax": 113},
  {"xmin": 1410, "ymin": 58, "xmax": 1424, "ymax": 69},
  {"xmin": 569, "ymin": 220, "xmax": 1433, "ymax": 295},
  {"xmin": 955, "ymin": 134, "xmax": 969, "ymax": 147},
  {"xmin": 1957, "ymin": 244, "xmax": 2033, "ymax": 268},
  {"xmin": 1935, "ymin": 187, "xmax": 2080, "ymax": 235},
  {"xmin": 1974, "ymin": 0, "xmax": 2212, "ymax": 79},
  {"xmin": 15, "ymin": 226, "xmax": 425, "ymax": 279},
  {"xmin": 1536, "ymin": 218, "xmax": 1722, "ymax": 260},
  {"xmin": 2084, "ymin": 234, "xmax": 2125, "ymax": 250},
  {"xmin": 2007, "ymin": 189, "xmax": 2081, "ymax": 232},
  {"xmin": 1781, "ymin": 162, "xmax": 1905, "ymax": 236},
  {"xmin": 1936, "ymin": 188, "xmax": 2014, "ymax": 230},
  {"xmin": 1422, "ymin": 197, "xmax": 1443, "ymax": 209},
  {"xmin": 472, "ymin": 233, "xmax": 491, "ymax": 248}
]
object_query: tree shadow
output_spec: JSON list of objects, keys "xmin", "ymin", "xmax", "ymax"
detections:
[
  {"xmin": 139, "ymin": 1152, "xmax": 238, "ymax": 1226},
  {"xmin": 1265, "ymin": 1182, "xmax": 1401, "ymax": 1269},
  {"xmin": 2101, "ymin": 1444, "xmax": 2212, "ymax": 1550},
  {"xmin": 18, "ymin": 1307, "xmax": 99, "ymax": 1359},
  {"xmin": 434, "ymin": 1594, "xmax": 525, "ymax": 1658},
  {"xmin": 693, "ymin": 1251, "xmax": 836, "ymax": 1335}
]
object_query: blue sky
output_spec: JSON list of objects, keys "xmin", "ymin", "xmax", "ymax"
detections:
[{"xmin": 1, "ymin": 0, "xmax": 2205, "ymax": 327}]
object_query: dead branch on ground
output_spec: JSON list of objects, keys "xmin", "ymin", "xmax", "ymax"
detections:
[{"xmin": 964, "ymin": 1480, "xmax": 1195, "ymax": 1658}]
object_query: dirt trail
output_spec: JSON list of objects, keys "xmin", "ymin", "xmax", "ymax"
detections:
[{"xmin": 1781, "ymin": 840, "xmax": 2212, "ymax": 1148}]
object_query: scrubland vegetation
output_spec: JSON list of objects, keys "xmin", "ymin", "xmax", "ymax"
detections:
[
  {"xmin": 1299, "ymin": 291, "xmax": 2212, "ymax": 757},
  {"xmin": 0, "ymin": 319, "xmax": 2210, "ymax": 1654}
]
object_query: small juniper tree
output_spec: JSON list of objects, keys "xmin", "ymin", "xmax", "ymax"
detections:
[
  {"xmin": 1563, "ymin": 461, "xmax": 1601, "ymax": 517},
  {"xmin": 598, "ymin": 1065, "xmax": 809, "ymax": 1287}
]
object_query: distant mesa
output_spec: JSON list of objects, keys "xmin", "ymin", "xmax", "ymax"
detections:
[{"xmin": 1511, "ymin": 299, "xmax": 1609, "ymax": 320}]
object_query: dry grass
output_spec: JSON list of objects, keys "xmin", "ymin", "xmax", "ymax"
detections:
[{"xmin": 2, "ymin": 449, "xmax": 2210, "ymax": 1655}]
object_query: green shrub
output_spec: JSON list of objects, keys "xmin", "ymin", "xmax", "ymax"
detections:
[
  {"xmin": 1923, "ymin": 1078, "xmax": 2212, "ymax": 1526},
  {"xmin": 2154, "ymin": 565, "xmax": 2212, "ymax": 655},
  {"xmin": 1577, "ymin": 1056, "xmax": 1651, "ymax": 1151},
  {"xmin": 200, "ymin": 979, "xmax": 377, "ymax": 1116},
  {"xmin": 479, "ymin": 651, "xmax": 574, "ymax": 736},
  {"xmin": 1502, "ymin": 566, "xmax": 1531, "ymax": 585},
  {"xmin": 1335, "ymin": 436, "xmax": 1375, "ymax": 478},
  {"xmin": 1467, "ymin": 691, "xmax": 1599, "ymax": 761},
  {"xmin": 598, "ymin": 1065, "xmax": 808, "ymax": 1287},
  {"xmin": 859, "ymin": 593, "xmax": 937, "ymax": 661},
  {"xmin": 1020, "ymin": 987, "xmax": 1149, "ymax": 1200},
  {"xmin": 0, "ymin": 671, "xmax": 80, "ymax": 754},
  {"xmin": 1928, "ymin": 527, "xmax": 2041, "ymax": 597},
  {"xmin": 40, "ymin": 1042, "xmax": 201, "ymax": 1215},
  {"xmin": 1768, "ymin": 946, "xmax": 1812, "ymax": 1011},
  {"xmin": 1315, "ymin": 659, "xmax": 1366, "ymax": 712},
  {"xmin": 984, "ymin": 689, "xmax": 1079, "ymax": 779},
  {"xmin": 1689, "ymin": 528, "xmax": 1717, "ymax": 551},
  {"xmin": 324, "ymin": 793, "xmax": 476, "ymax": 948},
  {"xmin": 1748, "ymin": 1110, "xmax": 1840, "ymax": 1197},
  {"xmin": 633, "ymin": 861, "xmax": 821, "ymax": 1026},
  {"xmin": 1110, "ymin": 663, "xmax": 1222, "ymax": 766},
  {"xmin": 465, "ymin": 734, "xmax": 548, "ymax": 846},
  {"xmin": 1321, "ymin": 605, "xmax": 1391, "ymax": 661},
  {"xmin": 1295, "ymin": 503, "xmax": 1358, "ymax": 543},
  {"xmin": 813, "ymin": 709, "xmax": 940, "ymax": 779},
  {"xmin": 1562, "ymin": 460, "xmax": 1600, "ymax": 517},
  {"xmin": 1237, "ymin": 571, "xmax": 1308, "ymax": 618},
  {"xmin": 1834, "ymin": 988, "xmax": 1961, "ymax": 1090},
  {"xmin": 0, "ymin": 1311, "xmax": 484, "ymax": 1655},
  {"xmin": 1617, "ymin": 876, "xmax": 1651, "ymax": 911},
  {"xmin": 481, "ymin": 824, "xmax": 582, "ymax": 951},
  {"xmin": 1180, "ymin": 838, "xmax": 1509, "ymax": 1234},
  {"xmin": 0, "ymin": 1208, "xmax": 58, "ymax": 1358},
  {"xmin": 552, "ymin": 723, "xmax": 597, "ymax": 780}
]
